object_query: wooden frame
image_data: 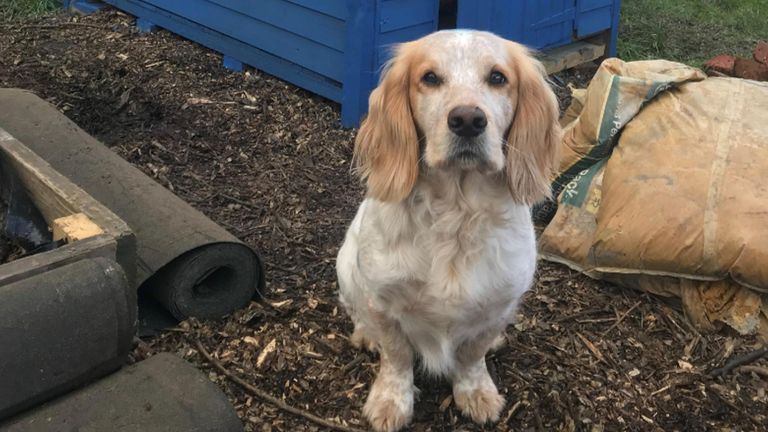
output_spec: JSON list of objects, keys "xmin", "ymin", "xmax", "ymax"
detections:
[{"xmin": 0, "ymin": 127, "xmax": 135, "ymax": 286}]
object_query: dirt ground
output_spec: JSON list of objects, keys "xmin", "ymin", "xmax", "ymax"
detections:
[
  {"xmin": 1, "ymin": 9, "xmax": 766, "ymax": 432},
  {"xmin": 0, "ymin": 198, "xmax": 24, "ymax": 263}
]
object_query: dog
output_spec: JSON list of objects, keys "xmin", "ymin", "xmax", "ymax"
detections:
[{"xmin": 336, "ymin": 29, "xmax": 561, "ymax": 431}]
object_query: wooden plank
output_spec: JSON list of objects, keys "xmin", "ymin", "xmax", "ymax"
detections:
[
  {"xmin": 0, "ymin": 127, "xmax": 136, "ymax": 285},
  {"xmin": 341, "ymin": 0, "xmax": 437, "ymax": 126},
  {"xmin": 283, "ymin": 0, "xmax": 347, "ymax": 20},
  {"xmin": 0, "ymin": 235, "xmax": 117, "ymax": 287},
  {"xmin": 377, "ymin": 21, "xmax": 437, "ymax": 66},
  {"xmin": 456, "ymin": 0, "xmax": 497, "ymax": 33},
  {"xmin": 0, "ymin": 128, "xmax": 130, "ymax": 239},
  {"xmin": 379, "ymin": 0, "xmax": 437, "ymax": 33},
  {"xmin": 207, "ymin": 0, "xmax": 346, "ymax": 51},
  {"xmin": 540, "ymin": 41, "xmax": 606, "ymax": 75},
  {"xmin": 147, "ymin": 0, "xmax": 346, "ymax": 81},
  {"xmin": 341, "ymin": 0, "xmax": 377, "ymax": 127},
  {"xmin": 579, "ymin": 0, "xmax": 614, "ymax": 13},
  {"xmin": 576, "ymin": 6, "xmax": 612, "ymax": 38},
  {"xmin": 523, "ymin": 0, "xmax": 574, "ymax": 49},
  {"xmin": 609, "ymin": 0, "xmax": 621, "ymax": 57},
  {"xmin": 52, "ymin": 213, "xmax": 105, "ymax": 242}
]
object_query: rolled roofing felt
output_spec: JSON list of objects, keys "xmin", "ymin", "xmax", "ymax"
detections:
[
  {"xmin": 0, "ymin": 257, "xmax": 135, "ymax": 420},
  {"xmin": 0, "ymin": 88, "xmax": 266, "ymax": 320},
  {"xmin": 1, "ymin": 353, "xmax": 244, "ymax": 432}
]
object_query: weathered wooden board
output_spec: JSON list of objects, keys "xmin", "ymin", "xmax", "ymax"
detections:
[
  {"xmin": 540, "ymin": 41, "xmax": 606, "ymax": 75},
  {"xmin": 0, "ymin": 235, "xmax": 117, "ymax": 287},
  {"xmin": 0, "ymin": 127, "xmax": 136, "ymax": 285}
]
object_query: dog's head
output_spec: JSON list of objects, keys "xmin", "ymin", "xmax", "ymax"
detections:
[{"xmin": 353, "ymin": 30, "xmax": 561, "ymax": 205}]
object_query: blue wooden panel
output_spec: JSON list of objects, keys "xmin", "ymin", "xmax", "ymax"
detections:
[
  {"xmin": 523, "ymin": 0, "xmax": 575, "ymax": 48},
  {"xmin": 341, "ymin": 0, "xmax": 377, "ymax": 127},
  {"xmin": 376, "ymin": 21, "xmax": 437, "ymax": 67},
  {"xmin": 608, "ymin": 0, "xmax": 621, "ymax": 56},
  {"xmin": 456, "ymin": 0, "xmax": 620, "ymax": 50},
  {"xmin": 103, "ymin": 0, "xmax": 343, "ymax": 102},
  {"xmin": 136, "ymin": 16, "xmax": 158, "ymax": 32},
  {"xmin": 223, "ymin": 55, "xmax": 244, "ymax": 71},
  {"xmin": 576, "ymin": 8, "xmax": 611, "ymax": 37},
  {"xmin": 340, "ymin": 0, "xmax": 438, "ymax": 126},
  {"xmin": 579, "ymin": 0, "xmax": 613, "ymax": 12},
  {"xmin": 576, "ymin": 0, "xmax": 613, "ymax": 37},
  {"xmin": 456, "ymin": 0, "xmax": 522, "ymax": 40},
  {"xmin": 207, "ymin": 0, "xmax": 347, "ymax": 51},
  {"xmin": 376, "ymin": 0, "xmax": 439, "ymax": 70},
  {"xmin": 284, "ymin": 0, "xmax": 348, "ymax": 20},
  {"xmin": 379, "ymin": 0, "xmax": 437, "ymax": 33},
  {"xmin": 456, "ymin": 0, "xmax": 576, "ymax": 49},
  {"xmin": 148, "ymin": 0, "xmax": 345, "ymax": 81}
]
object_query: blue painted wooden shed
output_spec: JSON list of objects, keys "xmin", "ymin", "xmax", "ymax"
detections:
[{"xmin": 65, "ymin": 0, "xmax": 621, "ymax": 127}]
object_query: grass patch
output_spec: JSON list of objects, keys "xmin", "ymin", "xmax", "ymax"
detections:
[
  {"xmin": 618, "ymin": 0, "xmax": 768, "ymax": 66},
  {"xmin": 0, "ymin": 0, "xmax": 61, "ymax": 21}
]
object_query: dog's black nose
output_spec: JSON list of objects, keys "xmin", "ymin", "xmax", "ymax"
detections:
[{"xmin": 448, "ymin": 106, "xmax": 487, "ymax": 138}]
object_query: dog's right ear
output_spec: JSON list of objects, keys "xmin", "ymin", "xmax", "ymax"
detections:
[{"xmin": 353, "ymin": 44, "xmax": 420, "ymax": 202}]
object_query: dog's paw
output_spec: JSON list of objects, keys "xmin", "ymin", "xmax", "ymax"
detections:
[
  {"xmin": 453, "ymin": 385, "xmax": 505, "ymax": 424},
  {"xmin": 362, "ymin": 379, "xmax": 414, "ymax": 432},
  {"xmin": 363, "ymin": 397, "xmax": 412, "ymax": 432},
  {"xmin": 350, "ymin": 325, "xmax": 378, "ymax": 352}
]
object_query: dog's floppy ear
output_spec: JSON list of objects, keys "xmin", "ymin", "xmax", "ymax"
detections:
[
  {"xmin": 353, "ymin": 44, "xmax": 420, "ymax": 202},
  {"xmin": 504, "ymin": 42, "xmax": 562, "ymax": 206}
]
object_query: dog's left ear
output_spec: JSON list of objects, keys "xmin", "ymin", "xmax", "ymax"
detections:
[{"xmin": 504, "ymin": 42, "xmax": 562, "ymax": 206}]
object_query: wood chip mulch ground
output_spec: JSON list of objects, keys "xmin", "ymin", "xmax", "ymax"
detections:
[{"xmin": 1, "ymin": 9, "xmax": 766, "ymax": 432}]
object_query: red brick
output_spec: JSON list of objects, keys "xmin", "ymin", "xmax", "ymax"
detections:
[
  {"xmin": 733, "ymin": 57, "xmax": 768, "ymax": 81},
  {"xmin": 754, "ymin": 41, "xmax": 768, "ymax": 65},
  {"xmin": 704, "ymin": 54, "xmax": 735, "ymax": 75}
]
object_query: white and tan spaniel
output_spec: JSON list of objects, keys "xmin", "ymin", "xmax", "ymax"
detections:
[{"xmin": 336, "ymin": 30, "xmax": 561, "ymax": 431}]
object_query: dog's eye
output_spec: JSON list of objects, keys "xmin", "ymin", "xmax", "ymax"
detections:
[
  {"xmin": 421, "ymin": 71, "xmax": 441, "ymax": 86},
  {"xmin": 488, "ymin": 70, "xmax": 507, "ymax": 86}
]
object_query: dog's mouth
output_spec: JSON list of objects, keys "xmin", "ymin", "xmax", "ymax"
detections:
[{"xmin": 446, "ymin": 138, "xmax": 488, "ymax": 168}]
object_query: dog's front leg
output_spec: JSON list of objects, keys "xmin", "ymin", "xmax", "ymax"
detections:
[
  {"xmin": 451, "ymin": 330, "xmax": 505, "ymax": 424},
  {"xmin": 362, "ymin": 312, "xmax": 415, "ymax": 432}
]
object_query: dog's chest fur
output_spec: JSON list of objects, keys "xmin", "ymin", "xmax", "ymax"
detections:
[{"xmin": 352, "ymin": 172, "xmax": 537, "ymax": 374}]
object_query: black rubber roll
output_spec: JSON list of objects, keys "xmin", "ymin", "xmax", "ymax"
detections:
[
  {"xmin": 0, "ymin": 257, "xmax": 135, "ymax": 420},
  {"xmin": 149, "ymin": 242, "xmax": 260, "ymax": 319},
  {"xmin": 0, "ymin": 88, "xmax": 266, "ymax": 320},
  {"xmin": 0, "ymin": 353, "xmax": 244, "ymax": 432}
]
